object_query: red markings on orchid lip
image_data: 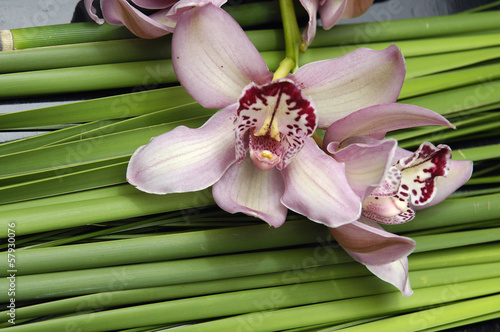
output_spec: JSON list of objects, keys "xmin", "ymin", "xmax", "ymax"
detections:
[{"xmin": 234, "ymin": 80, "xmax": 318, "ymax": 170}]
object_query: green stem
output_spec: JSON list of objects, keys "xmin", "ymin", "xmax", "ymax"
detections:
[{"xmin": 278, "ymin": 0, "xmax": 302, "ymax": 74}]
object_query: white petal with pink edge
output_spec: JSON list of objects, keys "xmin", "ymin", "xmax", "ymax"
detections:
[
  {"xmin": 324, "ymin": 103, "xmax": 454, "ymax": 144},
  {"xmin": 329, "ymin": 218, "xmax": 416, "ymax": 266},
  {"xmin": 281, "ymin": 138, "xmax": 362, "ymax": 228},
  {"xmin": 331, "ymin": 137, "xmax": 398, "ymax": 199},
  {"xmin": 126, "ymin": 105, "xmax": 238, "ymax": 194},
  {"xmin": 172, "ymin": 4, "xmax": 272, "ymax": 109},
  {"xmin": 213, "ymin": 157, "xmax": 288, "ymax": 228},
  {"xmin": 289, "ymin": 45, "xmax": 406, "ymax": 128}
]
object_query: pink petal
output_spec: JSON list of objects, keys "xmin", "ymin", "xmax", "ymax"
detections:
[
  {"xmin": 299, "ymin": 0, "xmax": 320, "ymax": 46},
  {"xmin": 126, "ymin": 105, "xmax": 237, "ymax": 194},
  {"xmin": 413, "ymin": 160, "xmax": 473, "ymax": 210},
  {"xmin": 329, "ymin": 218, "xmax": 416, "ymax": 265},
  {"xmin": 131, "ymin": 0, "xmax": 176, "ymax": 9},
  {"xmin": 323, "ymin": 103, "xmax": 454, "ymax": 144},
  {"xmin": 331, "ymin": 137, "xmax": 397, "ymax": 199},
  {"xmin": 281, "ymin": 138, "xmax": 361, "ymax": 228},
  {"xmin": 172, "ymin": 5, "xmax": 273, "ymax": 109},
  {"xmin": 289, "ymin": 45, "xmax": 406, "ymax": 129},
  {"xmin": 212, "ymin": 158, "xmax": 288, "ymax": 227},
  {"xmin": 85, "ymin": 0, "xmax": 105, "ymax": 24},
  {"xmin": 341, "ymin": 0, "xmax": 375, "ymax": 18},
  {"xmin": 162, "ymin": 0, "xmax": 227, "ymax": 30},
  {"xmin": 101, "ymin": 0, "xmax": 172, "ymax": 38},
  {"xmin": 318, "ymin": 0, "xmax": 347, "ymax": 29},
  {"xmin": 367, "ymin": 258, "xmax": 413, "ymax": 297}
]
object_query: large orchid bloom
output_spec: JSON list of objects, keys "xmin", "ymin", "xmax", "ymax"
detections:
[
  {"xmin": 300, "ymin": 0, "xmax": 375, "ymax": 46},
  {"xmin": 126, "ymin": 4, "xmax": 407, "ymax": 228},
  {"xmin": 324, "ymin": 105, "xmax": 473, "ymax": 295},
  {"xmin": 84, "ymin": 0, "xmax": 226, "ymax": 38}
]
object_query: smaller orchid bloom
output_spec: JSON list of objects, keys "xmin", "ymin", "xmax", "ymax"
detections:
[
  {"xmin": 323, "ymin": 104, "xmax": 473, "ymax": 295},
  {"xmin": 84, "ymin": 0, "xmax": 226, "ymax": 38},
  {"xmin": 300, "ymin": 0, "xmax": 375, "ymax": 46},
  {"xmin": 127, "ymin": 5, "xmax": 407, "ymax": 228}
]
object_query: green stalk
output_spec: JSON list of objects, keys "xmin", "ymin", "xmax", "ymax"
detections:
[
  {"xmin": 453, "ymin": 143, "xmax": 500, "ymax": 161},
  {"xmin": 5, "ymin": 273, "xmax": 500, "ymax": 332},
  {"xmin": 171, "ymin": 277, "xmax": 500, "ymax": 332},
  {"xmin": 0, "ymin": 85, "xmax": 194, "ymax": 130},
  {"xmin": 421, "ymin": 311, "xmax": 500, "ymax": 332},
  {"xmin": 0, "ymin": 37, "xmax": 171, "ymax": 74},
  {"xmin": 0, "ymin": 118, "xmax": 207, "ymax": 179},
  {"xmin": 400, "ymin": 62, "xmax": 500, "ymax": 99},
  {"xmin": 337, "ymin": 294, "xmax": 500, "ymax": 332},
  {"xmin": 0, "ymin": 186, "xmax": 214, "ymax": 236},
  {"xmin": 4, "ymin": 261, "xmax": 500, "ymax": 325},
  {"xmin": 401, "ymin": 80, "xmax": 500, "ymax": 115},
  {"xmin": 0, "ymin": 59, "xmax": 175, "ymax": 98},
  {"xmin": 278, "ymin": 0, "xmax": 302, "ymax": 73},
  {"xmin": 0, "ymin": 220, "xmax": 330, "ymax": 275},
  {"xmin": 8, "ymin": 22, "xmax": 135, "ymax": 50},
  {"xmin": 310, "ymin": 11, "xmax": 500, "ymax": 47}
]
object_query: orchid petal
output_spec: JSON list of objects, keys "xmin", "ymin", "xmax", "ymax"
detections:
[
  {"xmin": 299, "ymin": 0, "xmax": 320, "ymax": 46},
  {"xmin": 324, "ymin": 103, "xmax": 455, "ymax": 144},
  {"xmin": 399, "ymin": 142, "xmax": 452, "ymax": 207},
  {"xmin": 131, "ymin": 0, "xmax": 176, "ymax": 9},
  {"xmin": 101, "ymin": 0, "xmax": 172, "ymax": 38},
  {"xmin": 85, "ymin": 0, "xmax": 105, "ymax": 24},
  {"xmin": 172, "ymin": 4, "xmax": 273, "ymax": 109},
  {"xmin": 289, "ymin": 45, "xmax": 406, "ymax": 128},
  {"xmin": 126, "ymin": 105, "xmax": 237, "ymax": 194},
  {"xmin": 161, "ymin": 0, "xmax": 228, "ymax": 30},
  {"xmin": 331, "ymin": 137, "xmax": 397, "ymax": 199},
  {"xmin": 367, "ymin": 258, "xmax": 413, "ymax": 297},
  {"xmin": 281, "ymin": 138, "xmax": 361, "ymax": 228},
  {"xmin": 329, "ymin": 218, "xmax": 416, "ymax": 265},
  {"xmin": 212, "ymin": 157, "xmax": 288, "ymax": 228},
  {"xmin": 341, "ymin": 0, "xmax": 375, "ymax": 18},
  {"xmin": 414, "ymin": 160, "xmax": 473, "ymax": 210},
  {"xmin": 318, "ymin": 0, "xmax": 347, "ymax": 30}
]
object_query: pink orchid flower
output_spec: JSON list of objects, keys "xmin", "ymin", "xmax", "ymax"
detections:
[
  {"xmin": 301, "ymin": 0, "xmax": 375, "ymax": 46},
  {"xmin": 84, "ymin": 0, "xmax": 226, "ymax": 38},
  {"xmin": 126, "ymin": 4, "xmax": 407, "ymax": 228},
  {"xmin": 324, "ymin": 105, "xmax": 473, "ymax": 295}
]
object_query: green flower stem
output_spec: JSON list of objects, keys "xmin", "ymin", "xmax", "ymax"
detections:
[
  {"xmin": 7, "ymin": 22, "xmax": 135, "ymax": 50},
  {"xmin": 421, "ymin": 311, "xmax": 500, "ymax": 332},
  {"xmin": 278, "ymin": 0, "xmax": 302, "ymax": 72},
  {"xmin": 0, "ymin": 85, "xmax": 194, "ymax": 130},
  {"xmin": 0, "ymin": 185, "xmax": 214, "ymax": 236},
  {"xmin": 400, "ymin": 62, "xmax": 500, "ymax": 99},
  {"xmin": 5, "ymin": 272, "xmax": 500, "ymax": 332},
  {"xmin": 336, "ymin": 294, "xmax": 500, "ymax": 332},
  {"xmin": 0, "ymin": 220, "xmax": 331, "ymax": 276},
  {"xmin": 0, "ymin": 37, "xmax": 171, "ymax": 74},
  {"xmin": 1, "ymin": 231, "xmax": 498, "ymax": 303},
  {"xmin": 310, "ymin": 11, "xmax": 500, "ymax": 48},
  {"xmin": 0, "ymin": 59, "xmax": 176, "ymax": 98},
  {"xmin": 4, "ymin": 260, "xmax": 500, "ymax": 325},
  {"xmin": 453, "ymin": 143, "xmax": 500, "ymax": 161},
  {"xmin": 401, "ymin": 80, "xmax": 500, "ymax": 115},
  {"xmin": 171, "ymin": 277, "xmax": 500, "ymax": 332}
]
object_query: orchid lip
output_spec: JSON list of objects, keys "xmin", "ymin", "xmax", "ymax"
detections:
[{"xmin": 235, "ymin": 79, "xmax": 318, "ymax": 171}]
